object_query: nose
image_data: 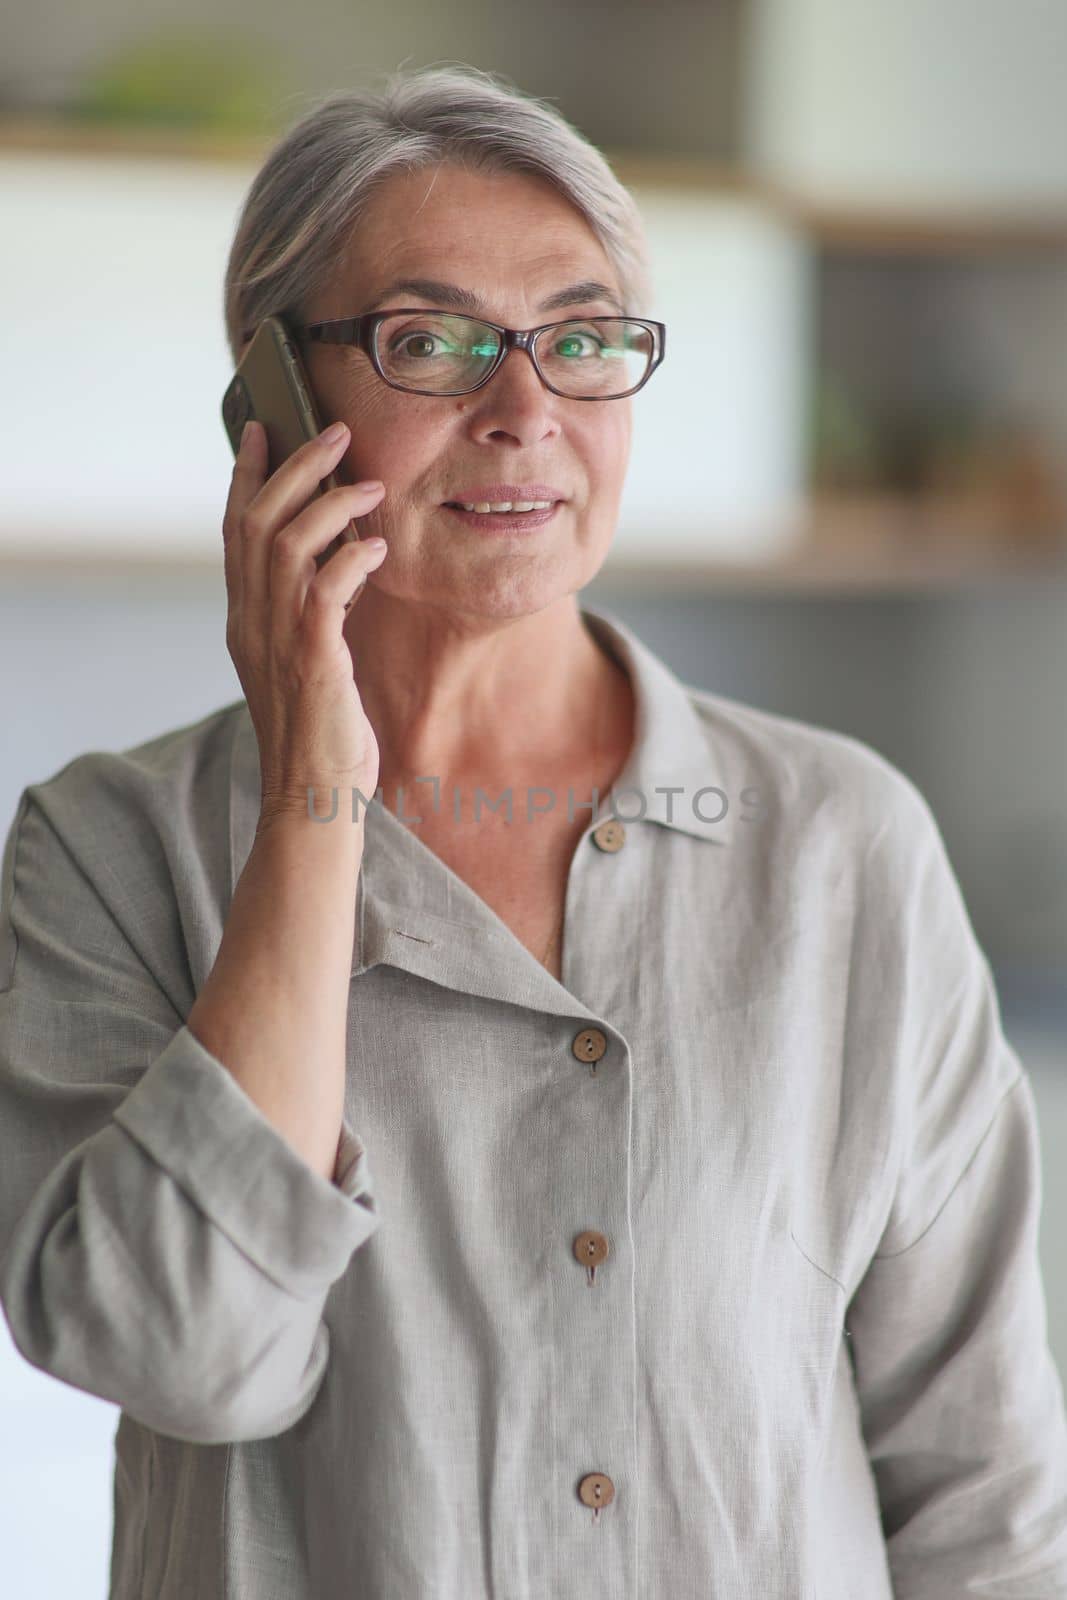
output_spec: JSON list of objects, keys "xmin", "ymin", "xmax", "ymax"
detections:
[
  {"xmin": 478, "ymin": 336, "xmax": 557, "ymax": 404},
  {"xmin": 470, "ymin": 345, "xmax": 560, "ymax": 443}
]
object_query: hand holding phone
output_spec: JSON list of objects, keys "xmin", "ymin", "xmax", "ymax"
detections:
[
  {"xmin": 220, "ymin": 321, "xmax": 387, "ymax": 824},
  {"xmin": 222, "ymin": 314, "xmax": 364, "ymax": 568}
]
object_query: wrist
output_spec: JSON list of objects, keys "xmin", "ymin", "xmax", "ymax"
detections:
[
  {"xmin": 255, "ymin": 796, "xmax": 367, "ymax": 850},
  {"xmin": 258, "ymin": 779, "xmax": 375, "ymax": 828}
]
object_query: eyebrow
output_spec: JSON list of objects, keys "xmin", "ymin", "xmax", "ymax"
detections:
[{"xmin": 362, "ymin": 276, "xmax": 627, "ymax": 318}]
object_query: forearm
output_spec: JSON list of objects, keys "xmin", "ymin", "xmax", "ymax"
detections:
[
  {"xmin": 187, "ymin": 806, "xmax": 363, "ymax": 1182},
  {"xmin": 2, "ymin": 1019, "xmax": 380, "ymax": 1443}
]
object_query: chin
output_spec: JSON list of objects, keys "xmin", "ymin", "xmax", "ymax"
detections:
[{"xmin": 442, "ymin": 561, "xmax": 581, "ymax": 621}]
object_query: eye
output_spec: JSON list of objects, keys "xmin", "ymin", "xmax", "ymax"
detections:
[
  {"xmin": 552, "ymin": 329, "xmax": 603, "ymax": 358},
  {"xmin": 391, "ymin": 330, "xmax": 450, "ymax": 359}
]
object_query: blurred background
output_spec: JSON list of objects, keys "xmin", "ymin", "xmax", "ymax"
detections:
[{"xmin": 2, "ymin": 0, "xmax": 1066, "ymax": 1591}]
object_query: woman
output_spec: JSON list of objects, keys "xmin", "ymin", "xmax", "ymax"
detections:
[{"xmin": 1, "ymin": 64, "xmax": 1065, "ymax": 1600}]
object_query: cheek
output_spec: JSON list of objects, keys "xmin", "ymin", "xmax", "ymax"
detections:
[
  {"xmin": 338, "ymin": 388, "xmax": 442, "ymax": 474},
  {"xmin": 591, "ymin": 416, "xmax": 631, "ymax": 475},
  {"xmin": 332, "ymin": 374, "xmax": 390, "ymax": 429}
]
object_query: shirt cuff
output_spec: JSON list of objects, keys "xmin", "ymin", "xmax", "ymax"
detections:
[{"xmin": 113, "ymin": 1023, "xmax": 380, "ymax": 1299}]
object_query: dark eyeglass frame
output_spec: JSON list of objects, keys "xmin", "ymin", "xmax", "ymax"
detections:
[{"xmin": 287, "ymin": 311, "xmax": 667, "ymax": 401}]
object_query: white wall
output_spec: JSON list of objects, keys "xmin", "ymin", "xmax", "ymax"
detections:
[{"xmin": 741, "ymin": 0, "xmax": 1067, "ymax": 212}]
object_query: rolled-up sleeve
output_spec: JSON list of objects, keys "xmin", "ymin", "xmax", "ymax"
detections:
[
  {"xmin": 0, "ymin": 787, "xmax": 381, "ymax": 1446},
  {"xmin": 846, "ymin": 782, "xmax": 1067, "ymax": 1595}
]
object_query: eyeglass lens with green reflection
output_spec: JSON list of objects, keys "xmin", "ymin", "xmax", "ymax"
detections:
[{"xmin": 374, "ymin": 312, "xmax": 657, "ymax": 398}]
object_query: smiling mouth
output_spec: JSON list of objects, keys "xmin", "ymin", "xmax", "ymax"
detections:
[
  {"xmin": 442, "ymin": 500, "xmax": 563, "ymax": 511},
  {"xmin": 439, "ymin": 500, "xmax": 564, "ymax": 530}
]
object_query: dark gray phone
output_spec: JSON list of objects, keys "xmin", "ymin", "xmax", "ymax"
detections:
[{"xmin": 221, "ymin": 315, "xmax": 360, "ymax": 561}]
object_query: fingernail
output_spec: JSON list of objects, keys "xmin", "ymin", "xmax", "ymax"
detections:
[
  {"xmin": 240, "ymin": 420, "xmax": 254, "ymax": 448},
  {"xmin": 321, "ymin": 420, "xmax": 347, "ymax": 444},
  {"xmin": 355, "ymin": 479, "xmax": 384, "ymax": 493},
  {"xmin": 365, "ymin": 537, "xmax": 387, "ymax": 550}
]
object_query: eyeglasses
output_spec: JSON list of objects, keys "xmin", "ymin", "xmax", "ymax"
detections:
[{"xmin": 289, "ymin": 310, "xmax": 666, "ymax": 401}]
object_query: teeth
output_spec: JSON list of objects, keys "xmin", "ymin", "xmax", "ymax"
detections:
[{"xmin": 459, "ymin": 500, "xmax": 554, "ymax": 513}]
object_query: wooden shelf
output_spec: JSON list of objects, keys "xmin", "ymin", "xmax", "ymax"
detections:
[
  {"xmin": 612, "ymin": 156, "xmax": 1067, "ymax": 252},
  {"xmin": 0, "ymin": 114, "xmax": 268, "ymax": 164},
  {"xmin": 776, "ymin": 195, "xmax": 1067, "ymax": 255},
  {"xmin": 603, "ymin": 493, "xmax": 1067, "ymax": 592},
  {"xmin": 2, "ymin": 497, "xmax": 1065, "ymax": 594},
  {"xmin": 3, "ymin": 117, "xmax": 1067, "ymax": 251},
  {"xmin": 600, "ymin": 550, "xmax": 1067, "ymax": 595}
]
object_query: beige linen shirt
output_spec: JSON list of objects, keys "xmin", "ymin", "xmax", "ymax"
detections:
[{"xmin": 1, "ymin": 604, "xmax": 1066, "ymax": 1599}]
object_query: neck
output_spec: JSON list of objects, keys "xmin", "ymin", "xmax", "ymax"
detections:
[{"xmin": 347, "ymin": 595, "xmax": 632, "ymax": 796}]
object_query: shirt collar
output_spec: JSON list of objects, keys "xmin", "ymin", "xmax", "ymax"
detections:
[
  {"xmin": 228, "ymin": 602, "xmax": 735, "ymax": 923},
  {"xmin": 579, "ymin": 605, "xmax": 735, "ymax": 848}
]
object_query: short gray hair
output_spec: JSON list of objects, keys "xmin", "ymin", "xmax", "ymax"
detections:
[{"xmin": 222, "ymin": 63, "xmax": 654, "ymax": 365}]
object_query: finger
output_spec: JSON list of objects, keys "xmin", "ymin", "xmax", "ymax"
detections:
[
  {"xmin": 269, "ymin": 482, "xmax": 386, "ymax": 646},
  {"xmin": 222, "ymin": 419, "xmax": 267, "ymax": 607},
  {"xmin": 246, "ymin": 422, "xmax": 352, "ymax": 573},
  {"xmin": 305, "ymin": 537, "xmax": 388, "ymax": 626},
  {"xmin": 242, "ymin": 424, "xmax": 351, "ymax": 634}
]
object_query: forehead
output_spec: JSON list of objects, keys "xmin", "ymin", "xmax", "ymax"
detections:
[{"xmin": 332, "ymin": 163, "xmax": 620, "ymax": 312}]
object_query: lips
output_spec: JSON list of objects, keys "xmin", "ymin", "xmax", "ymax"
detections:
[
  {"xmin": 441, "ymin": 501, "xmax": 563, "ymax": 532},
  {"xmin": 444, "ymin": 500, "xmax": 562, "ymax": 510},
  {"xmin": 442, "ymin": 484, "xmax": 566, "ymax": 506}
]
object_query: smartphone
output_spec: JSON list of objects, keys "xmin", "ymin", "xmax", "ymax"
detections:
[{"xmin": 221, "ymin": 314, "xmax": 360, "ymax": 563}]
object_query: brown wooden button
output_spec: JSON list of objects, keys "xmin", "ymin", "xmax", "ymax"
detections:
[
  {"xmin": 572, "ymin": 1027, "xmax": 607, "ymax": 1063},
  {"xmin": 573, "ymin": 1230, "xmax": 609, "ymax": 1283},
  {"xmin": 577, "ymin": 1472, "xmax": 615, "ymax": 1509},
  {"xmin": 573, "ymin": 1231, "xmax": 609, "ymax": 1268},
  {"xmin": 591, "ymin": 818, "xmax": 626, "ymax": 852}
]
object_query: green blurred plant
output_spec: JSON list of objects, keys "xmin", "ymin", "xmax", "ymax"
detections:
[
  {"xmin": 64, "ymin": 29, "xmax": 293, "ymax": 133},
  {"xmin": 810, "ymin": 367, "xmax": 881, "ymax": 490}
]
